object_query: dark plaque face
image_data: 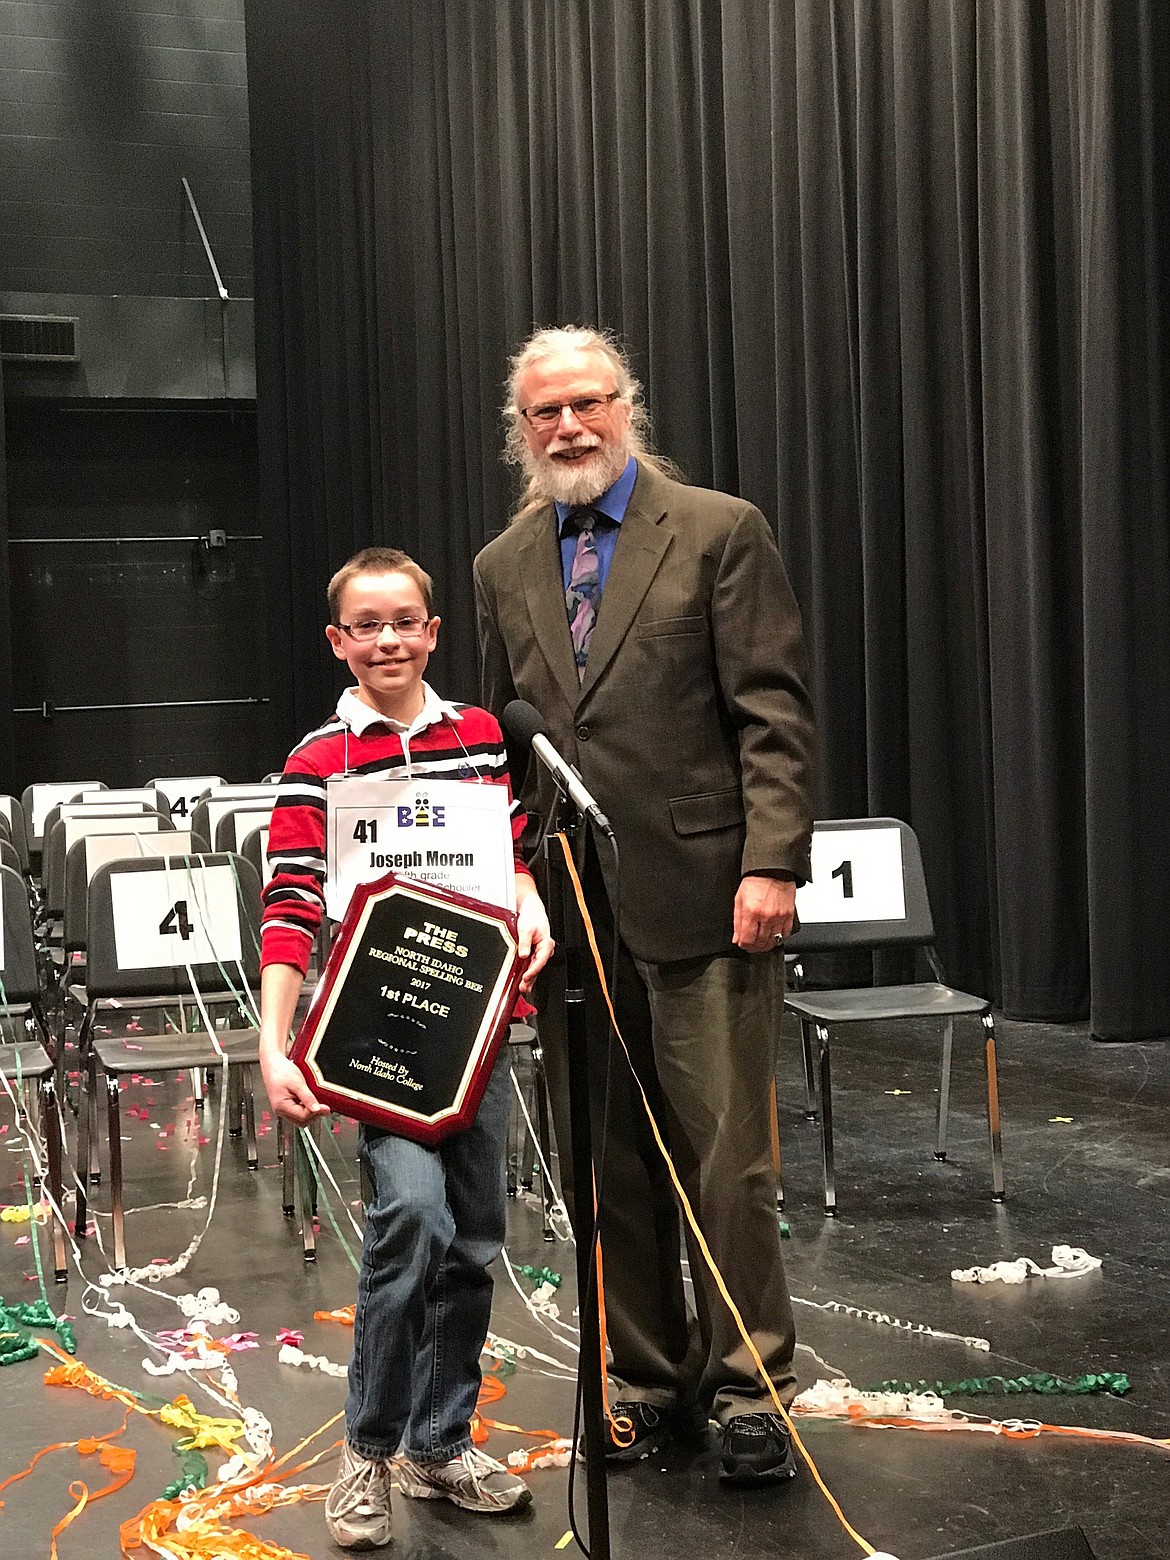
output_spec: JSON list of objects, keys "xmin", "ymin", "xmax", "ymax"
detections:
[{"xmin": 291, "ymin": 876, "xmax": 521, "ymax": 1144}]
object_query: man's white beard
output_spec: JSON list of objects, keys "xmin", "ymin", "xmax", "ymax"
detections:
[{"xmin": 525, "ymin": 436, "xmax": 631, "ymax": 508}]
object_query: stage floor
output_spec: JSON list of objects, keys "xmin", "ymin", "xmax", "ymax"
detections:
[{"xmin": 1, "ymin": 1012, "xmax": 1166, "ymax": 1559}]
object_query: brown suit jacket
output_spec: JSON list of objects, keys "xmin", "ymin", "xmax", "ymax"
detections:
[{"xmin": 473, "ymin": 461, "xmax": 816, "ymax": 963}]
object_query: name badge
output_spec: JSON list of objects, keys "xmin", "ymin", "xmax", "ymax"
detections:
[{"xmin": 325, "ymin": 776, "xmax": 515, "ymax": 922}]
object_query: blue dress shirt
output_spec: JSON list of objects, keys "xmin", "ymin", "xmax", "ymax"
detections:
[{"xmin": 555, "ymin": 456, "xmax": 638, "ymax": 591}]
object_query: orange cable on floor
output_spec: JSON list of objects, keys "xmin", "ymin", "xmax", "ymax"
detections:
[{"xmin": 556, "ymin": 831, "xmax": 878, "ymax": 1557}]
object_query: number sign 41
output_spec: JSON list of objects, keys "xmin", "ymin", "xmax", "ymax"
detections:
[{"xmin": 795, "ymin": 827, "xmax": 907, "ymax": 925}]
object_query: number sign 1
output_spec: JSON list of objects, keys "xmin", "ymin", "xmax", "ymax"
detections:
[
  {"xmin": 795, "ymin": 826, "xmax": 907, "ymax": 925},
  {"xmin": 110, "ymin": 864, "xmax": 242, "ymax": 971}
]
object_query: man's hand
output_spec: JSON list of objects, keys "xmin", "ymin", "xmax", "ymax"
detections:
[
  {"xmin": 733, "ymin": 873, "xmax": 797, "ymax": 953},
  {"xmin": 516, "ymin": 883, "xmax": 555, "ymax": 993},
  {"xmin": 259, "ymin": 1048, "xmax": 330, "ymax": 1125}
]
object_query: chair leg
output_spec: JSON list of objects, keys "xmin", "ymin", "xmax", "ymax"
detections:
[
  {"xmin": 40, "ymin": 1077, "xmax": 68, "ymax": 1283},
  {"xmin": 281, "ymin": 1118, "xmax": 296, "ymax": 1216},
  {"xmin": 935, "ymin": 1015, "xmax": 955, "ymax": 1160},
  {"xmin": 531, "ymin": 1040, "xmax": 556, "ymax": 1243},
  {"xmin": 506, "ymin": 1060, "xmax": 520, "ymax": 1198},
  {"xmin": 73, "ymin": 1009, "xmax": 102, "ymax": 1186},
  {"xmin": 800, "ymin": 1018, "xmax": 818, "ymax": 1119},
  {"xmin": 242, "ymin": 1066, "xmax": 258, "ymax": 1169},
  {"xmin": 297, "ymin": 1125, "xmax": 317, "ymax": 1261},
  {"xmin": 105, "ymin": 1072, "xmax": 127, "ymax": 1271},
  {"xmin": 983, "ymin": 1012, "xmax": 1006, "ymax": 1201},
  {"xmin": 769, "ymin": 1075, "xmax": 784, "ymax": 1211},
  {"xmin": 227, "ymin": 1065, "xmax": 243, "ymax": 1137},
  {"xmin": 74, "ymin": 1049, "xmax": 94, "ymax": 1239},
  {"xmin": 816, "ymin": 1023, "xmax": 837, "ymax": 1216}
]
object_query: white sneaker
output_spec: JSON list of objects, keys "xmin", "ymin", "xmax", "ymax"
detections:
[
  {"xmin": 325, "ymin": 1442, "xmax": 393, "ymax": 1550},
  {"xmin": 396, "ymin": 1446, "xmax": 533, "ymax": 1514}
]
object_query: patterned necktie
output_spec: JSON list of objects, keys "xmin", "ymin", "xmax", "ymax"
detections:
[{"xmin": 565, "ymin": 508, "xmax": 602, "ymax": 679}]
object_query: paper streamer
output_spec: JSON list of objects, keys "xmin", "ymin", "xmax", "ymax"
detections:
[{"xmin": 951, "ymin": 1245, "xmax": 1102, "ymax": 1284}]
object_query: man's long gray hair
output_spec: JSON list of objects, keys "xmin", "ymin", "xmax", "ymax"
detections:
[{"xmin": 502, "ymin": 326, "xmax": 680, "ymax": 524}]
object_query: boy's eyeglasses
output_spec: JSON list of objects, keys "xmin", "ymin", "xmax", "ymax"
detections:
[
  {"xmin": 520, "ymin": 390, "xmax": 621, "ymax": 427},
  {"xmin": 338, "ymin": 616, "xmax": 431, "ymax": 642}
]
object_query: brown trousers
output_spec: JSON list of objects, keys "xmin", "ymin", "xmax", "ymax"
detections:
[{"xmin": 533, "ymin": 868, "xmax": 796, "ymax": 1423}]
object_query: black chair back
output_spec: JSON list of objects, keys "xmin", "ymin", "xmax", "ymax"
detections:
[
  {"xmin": 43, "ymin": 807, "xmax": 172, "ymax": 921},
  {"xmin": 64, "ymin": 830, "xmax": 198, "ymax": 953},
  {"xmin": 785, "ymin": 817, "xmax": 935, "ymax": 956},
  {"xmin": 86, "ymin": 853, "xmax": 262, "ymax": 998},
  {"xmin": 22, "ymin": 782, "xmax": 107, "ymax": 850},
  {"xmin": 0, "ymin": 865, "xmax": 40, "ymax": 1004}
]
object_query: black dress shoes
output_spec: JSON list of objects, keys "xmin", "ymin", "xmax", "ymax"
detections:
[
  {"xmin": 603, "ymin": 1401, "xmax": 704, "ymax": 1464},
  {"xmin": 719, "ymin": 1412, "xmax": 798, "ymax": 1484}
]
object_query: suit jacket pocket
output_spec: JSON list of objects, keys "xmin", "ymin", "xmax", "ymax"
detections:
[
  {"xmin": 636, "ymin": 614, "xmax": 706, "ymax": 638},
  {"xmin": 668, "ymin": 788, "xmax": 745, "ymax": 836}
]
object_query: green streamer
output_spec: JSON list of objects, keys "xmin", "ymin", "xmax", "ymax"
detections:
[
  {"xmin": 162, "ymin": 1439, "xmax": 210, "ymax": 1500},
  {"xmin": 0, "ymin": 1295, "xmax": 76, "ymax": 1363},
  {"xmin": 517, "ymin": 1265, "xmax": 562, "ymax": 1290},
  {"xmin": 863, "ymin": 1371, "xmax": 1131, "ymax": 1400}
]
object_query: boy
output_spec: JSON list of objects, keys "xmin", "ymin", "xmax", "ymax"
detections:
[{"xmin": 259, "ymin": 546, "xmax": 553, "ymax": 1550}]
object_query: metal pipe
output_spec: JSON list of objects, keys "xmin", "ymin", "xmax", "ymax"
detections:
[
  {"xmin": 14, "ymin": 697, "xmax": 270, "ymax": 715},
  {"xmin": 181, "ymin": 176, "xmax": 229, "ymax": 302},
  {"xmin": 9, "ymin": 535, "xmax": 262, "ymax": 545}
]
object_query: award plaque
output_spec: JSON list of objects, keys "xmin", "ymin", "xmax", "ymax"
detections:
[{"xmin": 290, "ymin": 873, "xmax": 523, "ymax": 1145}]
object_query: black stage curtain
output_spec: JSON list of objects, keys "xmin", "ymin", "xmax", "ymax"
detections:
[
  {"xmin": 0, "ymin": 359, "xmax": 13, "ymax": 796},
  {"xmin": 246, "ymin": 1, "xmax": 1170, "ymax": 1042}
]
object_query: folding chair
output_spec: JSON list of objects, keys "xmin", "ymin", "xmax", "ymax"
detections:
[
  {"xmin": 213, "ymin": 803, "xmax": 275, "ymax": 855},
  {"xmin": 77, "ymin": 788, "xmax": 164, "ymax": 812},
  {"xmin": 59, "ymin": 829, "xmax": 196, "ymax": 1092},
  {"xmin": 74, "ymin": 853, "xmax": 263, "ymax": 1271},
  {"xmin": 43, "ymin": 807, "xmax": 172, "ymax": 930},
  {"xmin": 0, "ymin": 839, "xmax": 19, "ymax": 876},
  {"xmin": 506, "ymin": 1022, "xmax": 557, "ymax": 1242},
  {"xmin": 149, "ymin": 776, "xmax": 226, "ymax": 826},
  {"xmin": 0, "ymin": 865, "xmax": 68, "ymax": 1281},
  {"xmin": 191, "ymin": 787, "xmax": 276, "ymax": 852},
  {"xmin": 784, "ymin": 818, "xmax": 1004, "ymax": 1215},
  {"xmin": 239, "ymin": 823, "xmax": 271, "ymax": 887},
  {"xmin": 0, "ymin": 797, "xmax": 31, "ymax": 873},
  {"xmin": 22, "ymin": 782, "xmax": 107, "ymax": 855}
]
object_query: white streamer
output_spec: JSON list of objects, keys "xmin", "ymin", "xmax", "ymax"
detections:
[
  {"xmin": 792, "ymin": 1295, "xmax": 991, "ymax": 1352},
  {"xmin": 951, "ymin": 1245, "xmax": 1102, "ymax": 1285},
  {"xmin": 278, "ymin": 1342, "xmax": 348, "ymax": 1378}
]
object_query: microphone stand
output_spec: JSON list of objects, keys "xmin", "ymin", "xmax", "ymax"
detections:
[{"xmin": 544, "ymin": 793, "xmax": 611, "ymax": 1560}]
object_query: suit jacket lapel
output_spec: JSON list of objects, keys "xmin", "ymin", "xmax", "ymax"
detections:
[
  {"xmin": 519, "ymin": 514, "xmax": 581, "ymax": 710},
  {"xmin": 579, "ymin": 487, "xmax": 671, "ymax": 698}
]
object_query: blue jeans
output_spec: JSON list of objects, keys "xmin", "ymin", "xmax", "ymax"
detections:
[{"xmin": 345, "ymin": 1051, "xmax": 511, "ymax": 1462}]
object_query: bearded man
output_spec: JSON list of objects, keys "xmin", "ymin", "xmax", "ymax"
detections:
[{"xmin": 473, "ymin": 326, "xmax": 817, "ymax": 1485}]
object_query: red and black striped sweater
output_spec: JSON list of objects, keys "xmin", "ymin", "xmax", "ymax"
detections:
[{"xmin": 260, "ymin": 686, "xmax": 532, "ymax": 975}]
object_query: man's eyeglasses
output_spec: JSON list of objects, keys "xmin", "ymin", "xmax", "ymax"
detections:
[
  {"xmin": 338, "ymin": 616, "xmax": 431, "ymax": 642},
  {"xmin": 520, "ymin": 390, "xmax": 621, "ymax": 428}
]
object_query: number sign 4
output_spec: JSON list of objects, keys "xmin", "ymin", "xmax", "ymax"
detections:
[{"xmin": 110, "ymin": 865, "xmax": 242, "ymax": 971}]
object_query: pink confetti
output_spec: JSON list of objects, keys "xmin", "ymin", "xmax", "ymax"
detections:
[
  {"xmin": 276, "ymin": 1328, "xmax": 304, "ymax": 1347},
  {"xmin": 15, "ymin": 1235, "xmax": 30, "ymax": 1246},
  {"xmin": 220, "ymin": 1333, "xmax": 259, "ymax": 1352}
]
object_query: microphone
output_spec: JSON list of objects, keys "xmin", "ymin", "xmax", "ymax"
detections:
[{"xmin": 502, "ymin": 699, "xmax": 615, "ymax": 838}]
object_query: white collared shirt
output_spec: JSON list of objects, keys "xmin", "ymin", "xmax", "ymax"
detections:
[{"xmin": 336, "ymin": 683, "xmax": 463, "ymax": 776}]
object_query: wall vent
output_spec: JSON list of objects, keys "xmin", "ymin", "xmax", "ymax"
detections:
[{"xmin": 1, "ymin": 314, "xmax": 80, "ymax": 363}]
